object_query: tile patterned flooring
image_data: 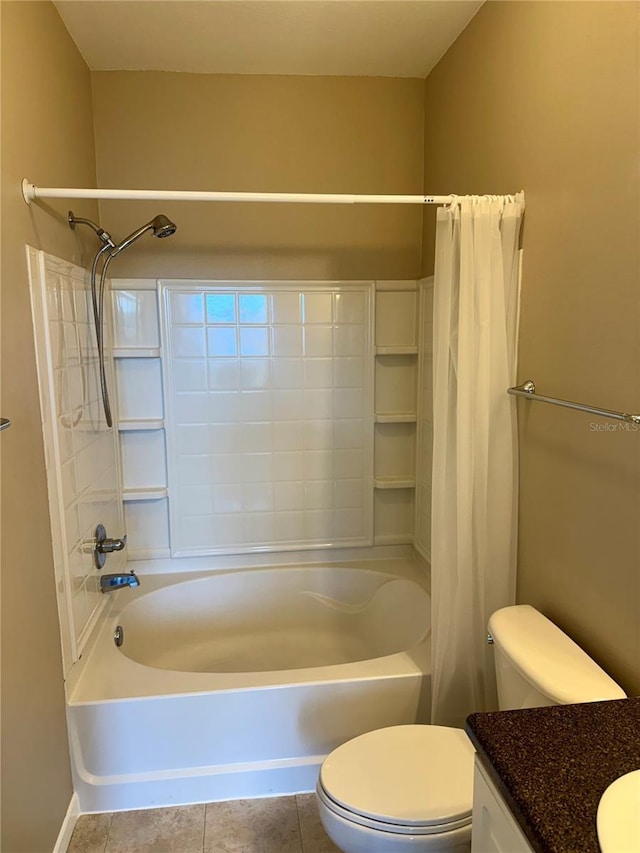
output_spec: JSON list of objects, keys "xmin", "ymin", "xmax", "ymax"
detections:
[{"xmin": 67, "ymin": 794, "xmax": 341, "ymax": 853}]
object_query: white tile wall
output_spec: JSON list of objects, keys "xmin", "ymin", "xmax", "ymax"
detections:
[
  {"xmin": 160, "ymin": 283, "xmax": 374, "ymax": 556},
  {"xmin": 111, "ymin": 279, "xmax": 424, "ymax": 562},
  {"xmin": 28, "ymin": 250, "xmax": 125, "ymax": 671}
]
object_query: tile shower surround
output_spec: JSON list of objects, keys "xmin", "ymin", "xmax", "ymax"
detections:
[
  {"xmin": 28, "ymin": 250, "xmax": 125, "ymax": 670},
  {"xmin": 113, "ymin": 278, "xmax": 427, "ymax": 559},
  {"xmin": 29, "ymin": 263, "xmax": 429, "ymax": 663},
  {"xmin": 162, "ymin": 284, "xmax": 373, "ymax": 555},
  {"xmin": 112, "ymin": 281, "xmax": 381, "ymax": 558}
]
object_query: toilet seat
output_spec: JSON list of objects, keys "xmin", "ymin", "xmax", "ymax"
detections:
[
  {"xmin": 317, "ymin": 780, "xmax": 472, "ymax": 836},
  {"xmin": 318, "ymin": 725, "xmax": 474, "ymax": 835}
]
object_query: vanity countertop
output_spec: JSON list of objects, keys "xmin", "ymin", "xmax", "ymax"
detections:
[{"xmin": 466, "ymin": 697, "xmax": 640, "ymax": 853}]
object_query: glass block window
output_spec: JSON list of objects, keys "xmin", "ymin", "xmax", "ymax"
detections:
[{"xmin": 160, "ymin": 282, "xmax": 374, "ymax": 556}]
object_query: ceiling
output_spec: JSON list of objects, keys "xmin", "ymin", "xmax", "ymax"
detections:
[{"xmin": 53, "ymin": 1, "xmax": 484, "ymax": 78}]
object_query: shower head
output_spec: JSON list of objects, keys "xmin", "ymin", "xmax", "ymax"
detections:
[
  {"xmin": 152, "ymin": 214, "xmax": 177, "ymax": 239},
  {"xmin": 85, "ymin": 212, "xmax": 176, "ymax": 430},
  {"xmin": 68, "ymin": 210, "xmax": 115, "ymax": 248},
  {"xmin": 111, "ymin": 214, "xmax": 177, "ymax": 255}
]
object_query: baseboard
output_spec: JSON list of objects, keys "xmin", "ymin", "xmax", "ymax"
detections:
[{"xmin": 52, "ymin": 792, "xmax": 79, "ymax": 853}]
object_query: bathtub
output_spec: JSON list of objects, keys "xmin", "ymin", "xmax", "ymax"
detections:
[{"xmin": 68, "ymin": 560, "xmax": 430, "ymax": 812}]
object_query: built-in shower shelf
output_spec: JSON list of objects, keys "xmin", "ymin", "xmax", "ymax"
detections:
[
  {"xmin": 373, "ymin": 477, "xmax": 416, "ymax": 490},
  {"xmin": 122, "ymin": 486, "xmax": 168, "ymax": 502},
  {"xmin": 374, "ymin": 412, "xmax": 417, "ymax": 424},
  {"xmin": 118, "ymin": 418, "xmax": 165, "ymax": 432},
  {"xmin": 375, "ymin": 346, "xmax": 418, "ymax": 355},
  {"xmin": 374, "ymin": 533, "xmax": 415, "ymax": 546},
  {"xmin": 113, "ymin": 347, "xmax": 161, "ymax": 358}
]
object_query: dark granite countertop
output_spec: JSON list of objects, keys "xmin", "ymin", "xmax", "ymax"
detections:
[{"xmin": 466, "ymin": 698, "xmax": 640, "ymax": 853}]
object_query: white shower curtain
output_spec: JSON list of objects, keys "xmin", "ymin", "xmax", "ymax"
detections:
[{"xmin": 430, "ymin": 193, "xmax": 525, "ymax": 727}]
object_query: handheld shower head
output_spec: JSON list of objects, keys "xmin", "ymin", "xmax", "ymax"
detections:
[
  {"xmin": 152, "ymin": 215, "xmax": 177, "ymax": 239},
  {"xmin": 111, "ymin": 214, "xmax": 177, "ymax": 255},
  {"xmin": 81, "ymin": 212, "xmax": 177, "ymax": 431}
]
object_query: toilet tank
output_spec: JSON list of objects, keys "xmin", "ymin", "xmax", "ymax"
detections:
[{"xmin": 489, "ymin": 605, "xmax": 626, "ymax": 710}]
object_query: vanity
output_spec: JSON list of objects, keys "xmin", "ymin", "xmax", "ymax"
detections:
[{"xmin": 466, "ymin": 698, "xmax": 640, "ymax": 853}]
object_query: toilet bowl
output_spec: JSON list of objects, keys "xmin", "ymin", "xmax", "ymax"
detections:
[
  {"xmin": 316, "ymin": 606, "xmax": 627, "ymax": 853},
  {"xmin": 316, "ymin": 725, "xmax": 474, "ymax": 853}
]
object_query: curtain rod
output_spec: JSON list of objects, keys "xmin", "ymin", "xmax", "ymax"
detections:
[{"xmin": 21, "ymin": 179, "xmax": 454, "ymax": 206}]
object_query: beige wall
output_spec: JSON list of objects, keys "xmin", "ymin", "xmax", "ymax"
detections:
[
  {"xmin": 423, "ymin": 1, "xmax": 640, "ymax": 693},
  {"xmin": 3, "ymin": 8, "xmax": 637, "ymax": 844},
  {"xmin": 91, "ymin": 72, "xmax": 425, "ymax": 280},
  {"xmin": 0, "ymin": 2, "xmax": 99, "ymax": 849},
  {"xmin": 0, "ymin": 48, "xmax": 424, "ymax": 847}
]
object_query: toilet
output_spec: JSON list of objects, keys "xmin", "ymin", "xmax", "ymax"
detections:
[{"xmin": 316, "ymin": 605, "xmax": 627, "ymax": 852}]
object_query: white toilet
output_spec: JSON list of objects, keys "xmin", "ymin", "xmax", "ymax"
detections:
[{"xmin": 316, "ymin": 604, "xmax": 627, "ymax": 853}]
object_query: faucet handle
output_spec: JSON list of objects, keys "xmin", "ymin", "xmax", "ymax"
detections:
[
  {"xmin": 99, "ymin": 534, "xmax": 127, "ymax": 553},
  {"xmin": 93, "ymin": 524, "xmax": 127, "ymax": 569}
]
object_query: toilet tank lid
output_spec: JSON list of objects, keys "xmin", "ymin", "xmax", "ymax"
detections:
[{"xmin": 488, "ymin": 605, "xmax": 626, "ymax": 705}]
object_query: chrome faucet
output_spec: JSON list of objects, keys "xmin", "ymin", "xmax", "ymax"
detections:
[{"xmin": 100, "ymin": 570, "xmax": 140, "ymax": 593}]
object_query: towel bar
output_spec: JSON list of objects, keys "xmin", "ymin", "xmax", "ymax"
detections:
[{"xmin": 507, "ymin": 380, "xmax": 640, "ymax": 425}]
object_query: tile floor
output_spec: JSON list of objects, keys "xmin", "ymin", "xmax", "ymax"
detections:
[{"xmin": 66, "ymin": 794, "xmax": 341, "ymax": 853}]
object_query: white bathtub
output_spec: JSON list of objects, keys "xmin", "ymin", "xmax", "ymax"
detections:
[{"xmin": 68, "ymin": 561, "xmax": 430, "ymax": 812}]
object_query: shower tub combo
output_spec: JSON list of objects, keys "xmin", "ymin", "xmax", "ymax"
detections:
[{"xmin": 68, "ymin": 561, "xmax": 430, "ymax": 812}]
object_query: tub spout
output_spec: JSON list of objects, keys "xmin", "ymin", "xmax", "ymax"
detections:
[{"xmin": 100, "ymin": 571, "xmax": 140, "ymax": 593}]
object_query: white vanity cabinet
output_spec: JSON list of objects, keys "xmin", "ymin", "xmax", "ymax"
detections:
[{"xmin": 471, "ymin": 757, "xmax": 535, "ymax": 853}]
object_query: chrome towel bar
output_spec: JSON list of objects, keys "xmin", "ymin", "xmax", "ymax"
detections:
[{"xmin": 508, "ymin": 380, "xmax": 640, "ymax": 425}]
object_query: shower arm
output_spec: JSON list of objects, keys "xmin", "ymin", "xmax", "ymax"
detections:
[{"xmin": 69, "ymin": 211, "xmax": 115, "ymax": 248}]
